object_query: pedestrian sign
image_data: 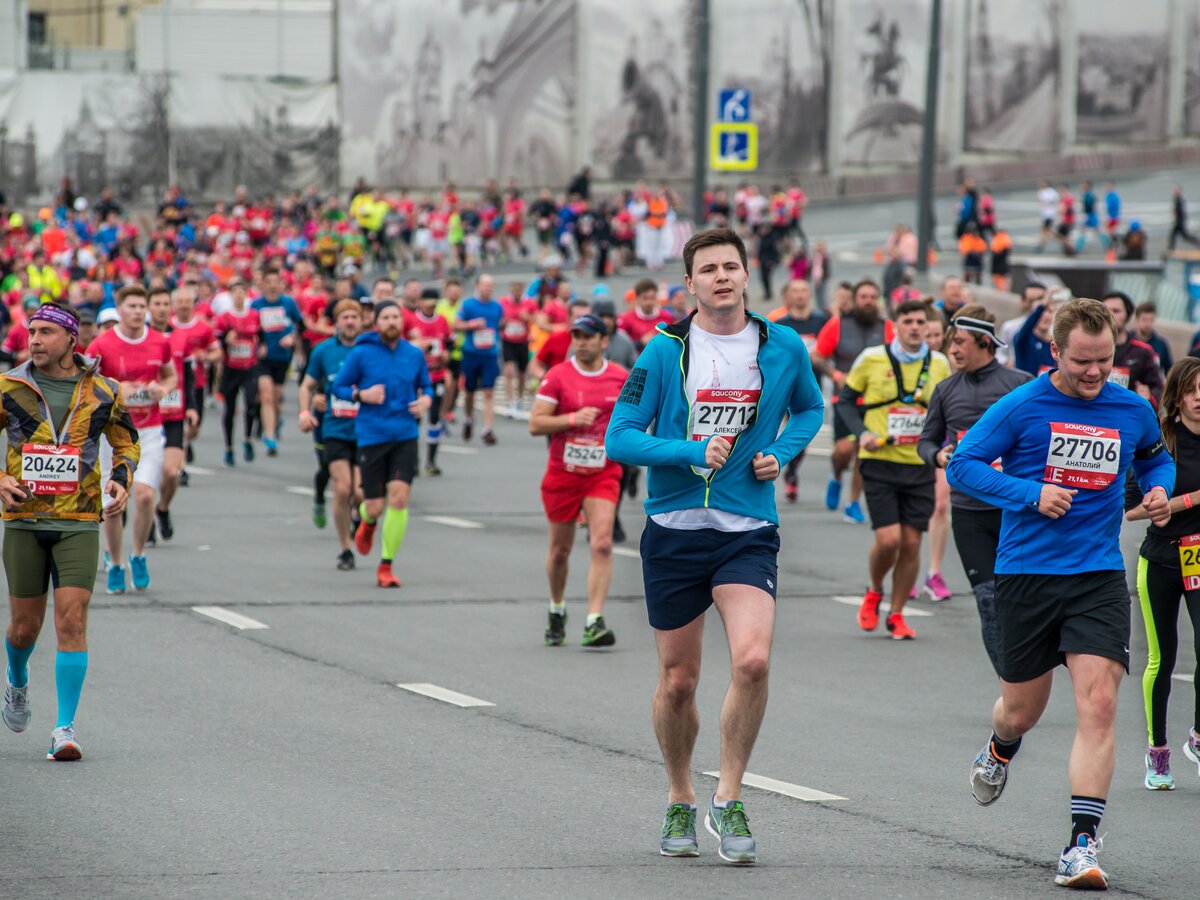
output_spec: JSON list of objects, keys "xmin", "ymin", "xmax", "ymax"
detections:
[
  {"xmin": 710, "ymin": 123, "xmax": 758, "ymax": 172},
  {"xmin": 718, "ymin": 88, "xmax": 751, "ymax": 122}
]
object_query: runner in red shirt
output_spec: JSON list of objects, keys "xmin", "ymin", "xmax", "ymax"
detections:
[
  {"xmin": 529, "ymin": 314, "xmax": 628, "ymax": 648},
  {"xmin": 532, "ymin": 298, "xmax": 590, "ymax": 378},
  {"xmin": 408, "ymin": 288, "xmax": 453, "ymax": 475},
  {"xmin": 618, "ymin": 278, "xmax": 674, "ymax": 347},
  {"xmin": 500, "ymin": 284, "xmax": 537, "ymax": 417},
  {"xmin": 213, "ymin": 279, "xmax": 263, "ymax": 466},
  {"xmin": 88, "ymin": 284, "xmax": 177, "ymax": 594}
]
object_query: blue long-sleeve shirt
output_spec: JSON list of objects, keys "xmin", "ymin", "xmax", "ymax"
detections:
[
  {"xmin": 1014, "ymin": 304, "xmax": 1055, "ymax": 375},
  {"xmin": 947, "ymin": 374, "xmax": 1174, "ymax": 575},
  {"xmin": 605, "ymin": 313, "xmax": 824, "ymax": 525},
  {"xmin": 331, "ymin": 332, "xmax": 433, "ymax": 447}
]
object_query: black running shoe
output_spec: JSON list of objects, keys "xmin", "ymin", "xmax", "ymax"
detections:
[
  {"xmin": 336, "ymin": 549, "xmax": 355, "ymax": 571},
  {"xmin": 179, "ymin": 469, "xmax": 190, "ymax": 487},
  {"xmin": 545, "ymin": 609, "xmax": 567, "ymax": 646},
  {"xmin": 145, "ymin": 522, "xmax": 157, "ymax": 547},
  {"xmin": 156, "ymin": 508, "xmax": 174, "ymax": 541},
  {"xmin": 186, "ymin": 444, "xmax": 195, "ymax": 464}
]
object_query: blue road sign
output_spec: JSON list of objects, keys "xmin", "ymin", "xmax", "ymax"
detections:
[
  {"xmin": 718, "ymin": 89, "xmax": 751, "ymax": 123},
  {"xmin": 710, "ymin": 124, "xmax": 758, "ymax": 171}
]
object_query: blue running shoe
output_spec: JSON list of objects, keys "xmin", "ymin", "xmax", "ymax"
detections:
[
  {"xmin": 129, "ymin": 555, "xmax": 150, "ymax": 592},
  {"xmin": 107, "ymin": 564, "xmax": 126, "ymax": 595},
  {"xmin": 102, "ymin": 550, "xmax": 111, "ymax": 572},
  {"xmin": 223, "ymin": 449, "xmax": 235, "ymax": 467},
  {"xmin": 243, "ymin": 441, "xmax": 255, "ymax": 463},
  {"xmin": 264, "ymin": 436, "xmax": 278, "ymax": 457},
  {"xmin": 824, "ymin": 477, "xmax": 842, "ymax": 511},
  {"xmin": 842, "ymin": 501, "xmax": 865, "ymax": 524}
]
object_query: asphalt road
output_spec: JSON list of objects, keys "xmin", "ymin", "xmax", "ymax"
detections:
[{"xmin": 0, "ymin": 369, "xmax": 1195, "ymax": 898}]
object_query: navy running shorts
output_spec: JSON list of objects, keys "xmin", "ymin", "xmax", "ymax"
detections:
[
  {"xmin": 461, "ymin": 352, "xmax": 499, "ymax": 392},
  {"xmin": 640, "ymin": 518, "xmax": 780, "ymax": 631}
]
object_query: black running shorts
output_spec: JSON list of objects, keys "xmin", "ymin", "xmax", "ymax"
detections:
[
  {"xmin": 358, "ymin": 440, "xmax": 419, "ymax": 499},
  {"xmin": 860, "ymin": 459, "xmax": 935, "ymax": 531},
  {"xmin": 994, "ymin": 570, "xmax": 1131, "ymax": 683}
]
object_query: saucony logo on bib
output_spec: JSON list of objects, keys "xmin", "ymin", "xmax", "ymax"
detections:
[
  {"xmin": 706, "ymin": 390, "xmax": 754, "ymax": 402},
  {"xmin": 1057, "ymin": 423, "xmax": 1108, "ymax": 437}
]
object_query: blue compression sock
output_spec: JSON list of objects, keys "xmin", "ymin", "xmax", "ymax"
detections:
[
  {"xmin": 6, "ymin": 637, "xmax": 35, "ymax": 688},
  {"xmin": 55, "ymin": 652, "xmax": 88, "ymax": 727}
]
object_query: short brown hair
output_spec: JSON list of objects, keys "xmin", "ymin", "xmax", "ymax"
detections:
[
  {"xmin": 1134, "ymin": 300, "xmax": 1157, "ymax": 317},
  {"xmin": 633, "ymin": 278, "xmax": 658, "ymax": 297},
  {"xmin": 682, "ymin": 227, "xmax": 747, "ymax": 279},
  {"xmin": 853, "ymin": 279, "xmax": 880, "ymax": 300},
  {"xmin": 147, "ymin": 285, "xmax": 171, "ymax": 301},
  {"xmin": 332, "ymin": 299, "xmax": 362, "ymax": 320},
  {"xmin": 116, "ymin": 284, "xmax": 147, "ymax": 304},
  {"xmin": 1051, "ymin": 298, "xmax": 1118, "ymax": 349},
  {"xmin": 894, "ymin": 299, "xmax": 928, "ymax": 319}
]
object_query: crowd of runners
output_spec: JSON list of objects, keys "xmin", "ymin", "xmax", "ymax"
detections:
[{"xmin": 1, "ymin": 178, "xmax": 1200, "ymax": 891}]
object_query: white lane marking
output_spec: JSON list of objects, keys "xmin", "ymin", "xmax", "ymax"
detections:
[
  {"xmin": 396, "ymin": 683, "xmax": 495, "ymax": 708},
  {"xmin": 286, "ymin": 486, "xmax": 316, "ymax": 496},
  {"xmin": 832, "ymin": 595, "xmax": 934, "ymax": 617},
  {"xmin": 187, "ymin": 465, "xmax": 216, "ymax": 475},
  {"xmin": 613, "ymin": 547, "xmax": 641, "ymax": 559},
  {"xmin": 424, "ymin": 515, "xmax": 485, "ymax": 529},
  {"xmin": 702, "ymin": 771, "xmax": 847, "ymax": 802},
  {"xmin": 191, "ymin": 606, "xmax": 269, "ymax": 630},
  {"xmin": 439, "ymin": 445, "xmax": 479, "ymax": 455},
  {"xmin": 804, "ymin": 447, "xmax": 832, "ymax": 457},
  {"xmin": 197, "ymin": 545, "xmax": 211, "ymax": 552},
  {"xmin": 1173, "ymin": 673, "xmax": 1195, "ymax": 683}
]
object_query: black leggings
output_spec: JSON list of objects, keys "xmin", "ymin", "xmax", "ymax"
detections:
[
  {"xmin": 221, "ymin": 368, "xmax": 259, "ymax": 449},
  {"xmin": 1137, "ymin": 555, "xmax": 1200, "ymax": 747},
  {"xmin": 952, "ymin": 506, "xmax": 1004, "ymax": 672},
  {"xmin": 950, "ymin": 506, "xmax": 1002, "ymax": 586}
]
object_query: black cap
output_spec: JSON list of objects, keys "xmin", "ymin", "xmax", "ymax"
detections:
[
  {"xmin": 421, "ymin": 287, "xmax": 440, "ymax": 300},
  {"xmin": 591, "ymin": 298, "xmax": 617, "ymax": 318},
  {"xmin": 570, "ymin": 314, "xmax": 608, "ymax": 337}
]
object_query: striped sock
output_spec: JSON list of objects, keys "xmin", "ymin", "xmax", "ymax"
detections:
[{"xmin": 1070, "ymin": 795, "xmax": 1106, "ymax": 848}]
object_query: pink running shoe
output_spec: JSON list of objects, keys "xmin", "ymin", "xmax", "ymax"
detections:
[{"xmin": 925, "ymin": 572, "xmax": 952, "ymax": 602}]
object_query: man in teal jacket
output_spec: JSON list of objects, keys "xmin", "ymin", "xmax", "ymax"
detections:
[{"xmin": 606, "ymin": 227, "xmax": 823, "ymax": 865}]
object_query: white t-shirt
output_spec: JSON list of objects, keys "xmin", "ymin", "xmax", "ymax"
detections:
[
  {"xmin": 1038, "ymin": 187, "xmax": 1059, "ymax": 221},
  {"xmin": 651, "ymin": 321, "xmax": 771, "ymax": 532}
]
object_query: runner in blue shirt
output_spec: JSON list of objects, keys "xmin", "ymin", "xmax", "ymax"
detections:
[
  {"xmin": 298, "ymin": 299, "xmax": 364, "ymax": 572},
  {"xmin": 948, "ymin": 298, "xmax": 1174, "ymax": 890},
  {"xmin": 251, "ymin": 269, "xmax": 303, "ymax": 455},
  {"xmin": 455, "ymin": 274, "xmax": 504, "ymax": 444}
]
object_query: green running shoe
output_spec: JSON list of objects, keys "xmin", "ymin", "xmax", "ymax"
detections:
[
  {"xmin": 660, "ymin": 803, "xmax": 700, "ymax": 857},
  {"xmin": 581, "ymin": 616, "xmax": 616, "ymax": 648},
  {"xmin": 545, "ymin": 609, "xmax": 567, "ymax": 646},
  {"xmin": 312, "ymin": 501, "xmax": 327, "ymax": 529},
  {"xmin": 705, "ymin": 795, "xmax": 756, "ymax": 864}
]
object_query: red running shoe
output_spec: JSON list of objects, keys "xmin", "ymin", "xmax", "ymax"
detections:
[
  {"xmin": 355, "ymin": 518, "xmax": 376, "ymax": 556},
  {"xmin": 858, "ymin": 589, "xmax": 883, "ymax": 631},
  {"xmin": 886, "ymin": 612, "xmax": 916, "ymax": 640},
  {"xmin": 376, "ymin": 562, "xmax": 401, "ymax": 588}
]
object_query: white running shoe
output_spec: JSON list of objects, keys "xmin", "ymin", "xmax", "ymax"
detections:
[
  {"xmin": 1055, "ymin": 834, "xmax": 1107, "ymax": 889},
  {"xmin": 47, "ymin": 725, "xmax": 82, "ymax": 761},
  {"xmin": 2, "ymin": 677, "xmax": 30, "ymax": 733}
]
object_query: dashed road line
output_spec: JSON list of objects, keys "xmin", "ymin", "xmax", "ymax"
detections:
[
  {"xmin": 424, "ymin": 515, "xmax": 485, "ymax": 530},
  {"xmin": 1173, "ymin": 673, "xmax": 1195, "ymax": 683},
  {"xmin": 439, "ymin": 445, "xmax": 479, "ymax": 455},
  {"xmin": 613, "ymin": 547, "xmax": 641, "ymax": 559},
  {"xmin": 285, "ymin": 485, "xmax": 315, "ymax": 496},
  {"xmin": 396, "ymin": 683, "xmax": 495, "ymax": 708},
  {"xmin": 832, "ymin": 595, "xmax": 934, "ymax": 617},
  {"xmin": 192, "ymin": 606, "xmax": 269, "ymax": 630},
  {"xmin": 702, "ymin": 770, "xmax": 847, "ymax": 802}
]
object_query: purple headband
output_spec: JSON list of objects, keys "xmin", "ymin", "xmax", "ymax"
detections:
[{"xmin": 28, "ymin": 305, "xmax": 79, "ymax": 338}]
